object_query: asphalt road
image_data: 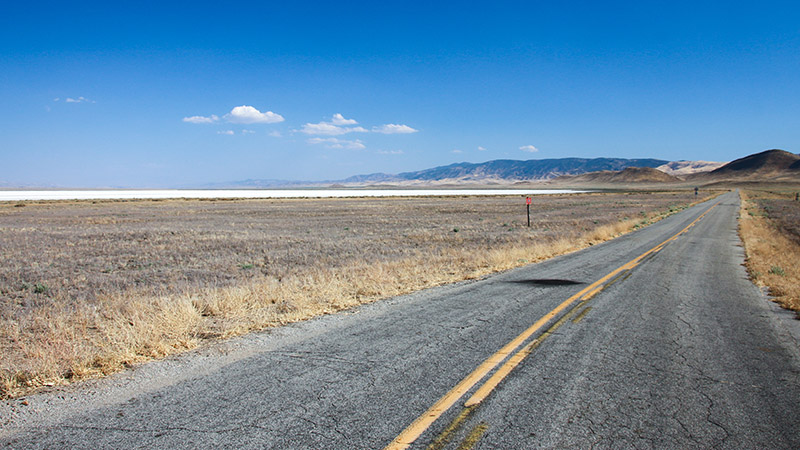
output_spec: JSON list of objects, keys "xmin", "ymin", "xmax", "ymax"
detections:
[{"xmin": 2, "ymin": 190, "xmax": 799, "ymax": 449}]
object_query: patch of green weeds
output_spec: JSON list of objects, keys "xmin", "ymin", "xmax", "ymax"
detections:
[{"xmin": 769, "ymin": 265, "xmax": 786, "ymax": 277}]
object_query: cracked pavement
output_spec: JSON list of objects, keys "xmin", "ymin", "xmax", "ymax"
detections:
[{"xmin": 2, "ymin": 191, "xmax": 799, "ymax": 449}]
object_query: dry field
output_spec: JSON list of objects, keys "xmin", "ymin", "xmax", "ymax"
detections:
[
  {"xmin": 739, "ymin": 189, "xmax": 800, "ymax": 314},
  {"xmin": 1, "ymin": 191, "xmax": 708, "ymax": 397}
]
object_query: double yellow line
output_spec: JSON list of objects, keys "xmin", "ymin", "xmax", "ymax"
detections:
[{"xmin": 385, "ymin": 200, "xmax": 721, "ymax": 450}]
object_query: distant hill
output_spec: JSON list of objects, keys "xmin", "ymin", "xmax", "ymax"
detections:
[
  {"xmin": 702, "ymin": 149, "xmax": 800, "ymax": 180},
  {"xmin": 342, "ymin": 157, "xmax": 669, "ymax": 184},
  {"xmin": 656, "ymin": 160, "xmax": 725, "ymax": 176},
  {"xmin": 680, "ymin": 149, "xmax": 800, "ymax": 185},
  {"xmin": 555, "ymin": 167, "xmax": 680, "ymax": 184}
]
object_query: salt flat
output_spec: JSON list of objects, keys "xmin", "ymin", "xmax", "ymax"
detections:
[{"xmin": 0, "ymin": 189, "xmax": 584, "ymax": 202}]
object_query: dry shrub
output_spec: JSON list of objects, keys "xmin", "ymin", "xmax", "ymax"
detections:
[{"xmin": 739, "ymin": 191, "xmax": 800, "ymax": 313}]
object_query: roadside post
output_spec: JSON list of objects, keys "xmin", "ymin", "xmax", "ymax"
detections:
[
  {"xmin": 694, "ymin": 187, "xmax": 698, "ymax": 198},
  {"xmin": 526, "ymin": 196, "xmax": 532, "ymax": 227}
]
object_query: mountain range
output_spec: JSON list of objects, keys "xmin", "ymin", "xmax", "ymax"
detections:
[
  {"xmin": 554, "ymin": 149, "xmax": 800, "ymax": 186},
  {"xmin": 340, "ymin": 150, "xmax": 798, "ymax": 186},
  {"xmin": 202, "ymin": 150, "xmax": 798, "ymax": 188},
  {"xmin": 340, "ymin": 157, "xmax": 670, "ymax": 184}
]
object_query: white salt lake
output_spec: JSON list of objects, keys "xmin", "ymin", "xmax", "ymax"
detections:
[{"xmin": 0, "ymin": 189, "xmax": 586, "ymax": 202}]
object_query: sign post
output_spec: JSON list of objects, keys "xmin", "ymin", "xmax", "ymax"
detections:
[{"xmin": 526, "ymin": 196, "xmax": 532, "ymax": 227}]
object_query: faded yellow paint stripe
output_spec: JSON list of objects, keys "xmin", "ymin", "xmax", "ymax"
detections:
[
  {"xmin": 454, "ymin": 422, "xmax": 489, "ymax": 450},
  {"xmin": 383, "ymin": 201, "xmax": 719, "ymax": 450},
  {"xmin": 571, "ymin": 306, "xmax": 592, "ymax": 324},
  {"xmin": 426, "ymin": 406, "xmax": 477, "ymax": 450}
]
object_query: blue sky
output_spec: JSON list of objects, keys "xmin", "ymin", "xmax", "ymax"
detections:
[{"xmin": 2, "ymin": 1, "xmax": 799, "ymax": 187}]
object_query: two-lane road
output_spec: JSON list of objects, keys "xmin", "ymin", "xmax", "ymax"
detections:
[{"xmin": 3, "ymin": 191, "xmax": 799, "ymax": 449}]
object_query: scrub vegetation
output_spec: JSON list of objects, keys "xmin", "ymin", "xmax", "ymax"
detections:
[
  {"xmin": 1, "ymin": 191, "xmax": 710, "ymax": 397},
  {"xmin": 739, "ymin": 189, "xmax": 800, "ymax": 315}
]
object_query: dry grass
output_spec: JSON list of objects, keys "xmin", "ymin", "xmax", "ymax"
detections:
[
  {"xmin": 739, "ymin": 189, "xmax": 800, "ymax": 314},
  {"xmin": 1, "ymin": 191, "xmax": 710, "ymax": 397}
]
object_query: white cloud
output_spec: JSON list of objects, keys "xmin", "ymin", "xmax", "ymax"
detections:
[
  {"xmin": 54, "ymin": 96, "xmax": 94, "ymax": 103},
  {"xmin": 308, "ymin": 137, "xmax": 366, "ymax": 150},
  {"xmin": 478, "ymin": 146, "xmax": 487, "ymax": 151},
  {"xmin": 225, "ymin": 105, "xmax": 284, "ymax": 124},
  {"xmin": 268, "ymin": 130, "xmax": 282, "ymax": 137},
  {"xmin": 331, "ymin": 113, "xmax": 358, "ymax": 126},
  {"xmin": 242, "ymin": 129, "xmax": 256, "ymax": 134},
  {"xmin": 64, "ymin": 96, "xmax": 94, "ymax": 103},
  {"xmin": 217, "ymin": 130, "xmax": 234, "ymax": 135},
  {"xmin": 296, "ymin": 115, "xmax": 417, "ymax": 138},
  {"xmin": 377, "ymin": 149, "xmax": 404, "ymax": 155},
  {"xmin": 452, "ymin": 149, "xmax": 463, "ymax": 154},
  {"xmin": 183, "ymin": 114, "xmax": 219, "ymax": 124},
  {"xmin": 519, "ymin": 145, "xmax": 539, "ymax": 153},
  {"xmin": 373, "ymin": 124, "xmax": 418, "ymax": 134},
  {"xmin": 299, "ymin": 118, "xmax": 368, "ymax": 135}
]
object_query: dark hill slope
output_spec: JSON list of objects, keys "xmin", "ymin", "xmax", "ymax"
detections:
[{"xmin": 705, "ymin": 149, "xmax": 800, "ymax": 179}]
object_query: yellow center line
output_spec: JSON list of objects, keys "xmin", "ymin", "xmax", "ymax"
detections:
[
  {"xmin": 383, "ymin": 200, "xmax": 721, "ymax": 450},
  {"xmin": 465, "ymin": 298, "xmax": 585, "ymax": 407}
]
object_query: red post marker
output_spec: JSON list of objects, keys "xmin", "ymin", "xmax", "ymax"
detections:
[{"xmin": 526, "ymin": 197, "xmax": 531, "ymax": 227}]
